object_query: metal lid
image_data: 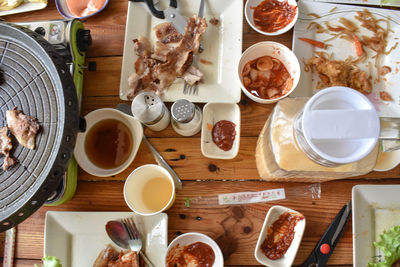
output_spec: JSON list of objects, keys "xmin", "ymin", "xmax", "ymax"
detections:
[
  {"xmin": 131, "ymin": 91, "xmax": 165, "ymax": 125},
  {"xmin": 171, "ymin": 99, "xmax": 195, "ymax": 123}
]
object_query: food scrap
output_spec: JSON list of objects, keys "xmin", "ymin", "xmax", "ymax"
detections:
[
  {"xmin": 127, "ymin": 15, "xmax": 207, "ymax": 99},
  {"xmin": 212, "ymin": 120, "xmax": 236, "ymax": 151},
  {"xmin": 251, "ymin": 0, "xmax": 297, "ymax": 33},
  {"xmin": 6, "ymin": 107, "xmax": 40, "ymax": 150},
  {"xmin": 166, "ymin": 241, "xmax": 215, "ymax": 267},
  {"xmin": 93, "ymin": 244, "xmax": 139, "ymax": 267},
  {"xmin": 298, "ymin": 37, "xmax": 325, "ymax": 49},
  {"xmin": 242, "ymin": 55, "xmax": 293, "ymax": 99},
  {"xmin": 261, "ymin": 212, "xmax": 304, "ymax": 260},
  {"xmin": 306, "ymin": 52, "xmax": 372, "ymax": 94},
  {"xmin": 0, "ymin": 126, "xmax": 15, "ymax": 171},
  {"xmin": 209, "ymin": 17, "xmax": 219, "ymax": 26},
  {"xmin": 368, "ymin": 225, "xmax": 400, "ymax": 267},
  {"xmin": 379, "ymin": 91, "xmax": 392, "ymax": 101}
]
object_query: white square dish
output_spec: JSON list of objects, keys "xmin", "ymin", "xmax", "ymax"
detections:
[
  {"xmin": 255, "ymin": 205, "xmax": 306, "ymax": 267},
  {"xmin": 201, "ymin": 102, "xmax": 240, "ymax": 159},
  {"xmin": 292, "ymin": 1, "xmax": 400, "ymax": 118},
  {"xmin": 44, "ymin": 211, "xmax": 168, "ymax": 267},
  {"xmin": 352, "ymin": 185, "xmax": 400, "ymax": 267},
  {"xmin": 120, "ymin": 0, "xmax": 243, "ymax": 103}
]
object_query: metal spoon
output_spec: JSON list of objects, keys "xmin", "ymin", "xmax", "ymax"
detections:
[{"xmin": 105, "ymin": 220, "xmax": 155, "ymax": 267}]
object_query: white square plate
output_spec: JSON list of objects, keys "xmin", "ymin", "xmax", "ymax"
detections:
[
  {"xmin": 120, "ymin": 0, "xmax": 243, "ymax": 103},
  {"xmin": 44, "ymin": 211, "xmax": 168, "ymax": 267},
  {"xmin": 201, "ymin": 102, "xmax": 240, "ymax": 159},
  {"xmin": 352, "ymin": 185, "xmax": 400, "ymax": 267},
  {"xmin": 292, "ymin": 1, "xmax": 400, "ymax": 117}
]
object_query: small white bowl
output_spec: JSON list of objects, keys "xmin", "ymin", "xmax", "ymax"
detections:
[
  {"xmin": 123, "ymin": 164, "xmax": 176, "ymax": 216},
  {"xmin": 201, "ymin": 102, "xmax": 241, "ymax": 159},
  {"xmin": 166, "ymin": 232, "xmax": 224, "ymax": 267},
  {"xmin": 245, "ymin": 0, "xmax": 298, "ymax": 36},
  {"xmin": 238, "ymin": 41, "xmax": 300, "ymax": 104},
  {"xmin": 74, "ymin": 108, "xmax": 143, "ymax": 177},
  {"xmin": 255, "ymin": 205, "xmax": 306, "ymax": 267},
  {"xmin": 55, "ymin": 0, "xmax": 109, "ymax": 19}
]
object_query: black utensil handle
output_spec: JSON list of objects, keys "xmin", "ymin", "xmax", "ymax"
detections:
[
  {"xmin": 170, "ymin": 0, "xmax": 177, "ymax": 8},
  {"xmin": 128, "ymin": 0, "xmax": 165, "ymax": 19}
]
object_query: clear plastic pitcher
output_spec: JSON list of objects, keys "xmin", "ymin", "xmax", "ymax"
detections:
[{"xmin": 255, "ymin": 86, "xmax": 391, "ymax": 181}]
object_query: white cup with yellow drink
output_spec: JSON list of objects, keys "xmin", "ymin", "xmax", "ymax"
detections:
[{"xmin": 124, "ymin": 164, "xmax": 176, "ymax": 216}]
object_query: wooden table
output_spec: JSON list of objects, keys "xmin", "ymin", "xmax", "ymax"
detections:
[{"xmin": 2, "ymin": 1, "xmax": 400, "ymax": 266}]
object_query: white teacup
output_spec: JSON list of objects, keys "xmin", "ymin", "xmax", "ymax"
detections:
[
  {"xmin": 124, "ymin": 164, "xmax": 176, "ymax": 216},
  {"xmin": 74, "ymin": 108, "xmax": 143, "ymax": 177}
]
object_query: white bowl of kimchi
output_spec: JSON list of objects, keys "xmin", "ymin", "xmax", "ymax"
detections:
[{"xmin": 238, "ymin": 41, "xmax": 300, "ymax": 104}]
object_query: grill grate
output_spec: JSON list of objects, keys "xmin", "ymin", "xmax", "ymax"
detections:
[{"xmin": 0, "ymin": 22, "xmax": 79, "ymax": 232}]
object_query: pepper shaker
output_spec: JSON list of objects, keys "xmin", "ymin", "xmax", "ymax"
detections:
[
  {"xmin": 131, "ymin": 91, "xmax": 170, "ymax": 131},
  {"xmin": 171, "ymin": 99, "xmax": 202, "ymax": 136}
]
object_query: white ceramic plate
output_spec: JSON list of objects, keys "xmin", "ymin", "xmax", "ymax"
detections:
[
  {"xmin": 254, "ymin": 205, "xmax": 305, "ymax": 267},
  {"xmin": 201, "ymin": 102, "xmax": 241, "ymax": 159},
  {"xmin": 352, "ymin": 185, "xmax": 400, "ymax": 267},
  {"xmin": 44, "ymin": 211, "xmax": 168, "ymax": 267},
  {"xmin": 292, "ymin": 1, "xmax": 400, "ymax": 118},
  {"xmin": 120, "ymin": 0, "xmax": 243, "ymax": 103},
  {"xmin": 0, "ymin": 1, "xmax": 47, "ymax": 16}
]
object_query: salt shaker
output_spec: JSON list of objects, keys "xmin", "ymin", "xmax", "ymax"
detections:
[
  {"xmin": 171, "ymin": 99, "xmax": 202, "ymax": 136},
  {"xmin": 131, "ymin": 91, "xmax": 170, "ymax": 131}
]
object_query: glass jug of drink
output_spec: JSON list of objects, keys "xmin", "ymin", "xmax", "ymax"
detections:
[{"xmin": 255, "ymin": 86, "xmax": 395, "ymax": 181}]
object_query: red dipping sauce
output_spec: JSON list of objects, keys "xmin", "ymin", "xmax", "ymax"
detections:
[
  {"xmin": 251, "ymin": 0, "xmax": 297, "ymax": 33},
  {"xmin": 166, "ymin": 241, "xmax": 215, "ymax": 267},
  {"xmin": 212, "ymin": 120, "xmax": 236, "ymax": 151},
  {"xmin": 260, "ymin": 212, "xmax": 304, "ymax": 260}
]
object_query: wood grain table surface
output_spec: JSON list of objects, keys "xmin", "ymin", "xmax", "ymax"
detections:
[{"xmin": 2, "ymin": 0, "xmax": 400, "ymax": 266}]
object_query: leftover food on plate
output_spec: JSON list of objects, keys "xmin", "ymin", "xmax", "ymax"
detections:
[
  {"xmin": 6, "ymin": 107, "xmax": 40, "ymax": 150},
  {"xmin": 368, "ymin": 225, "xmax": 400, "ymax": 267},
  {"xmin": 85, "ymin": 119, "xmax": 133, "ymax": 169},
  {"xmin": 0, "ymin": 0, "xmax": 47, "ymax": 11},
  {"xmin": 241, "ymin": 55, "xmax": 293, "ymax": 99},
  {"xmin": 93, "ymin": 244, "xmax": 139, "ymax": 267},
  {"xmin": 212, "ymin": 120, "xmax": 236, "ymax": 151},
  {"xmin": 209, "ymin": 17, "xmax": 219, "ymax": 26},
  {"xmin": 127, "ymin": 15, "xmax": 207, "ymax": 100},
  {"xmin": 301, "ymin": 9, "xmax": 397, "ymax": 97},
  {"xmin": 261, "ymin": 211, "xmax": 304, "ymax": 260},
  {"xmin": 65, "ymin": 0, "xmax": 107, "ymax": 18},
  {"xmin": 250, "ymin": 0, "xmax": 297, "ymax": 33},
  {"xmin": 305, "ymin": 52, "xmax": 372, "ymax": 94},
  {"xmin": 166, "ymin": 241, "xmax": 215, "ymax": 267}
]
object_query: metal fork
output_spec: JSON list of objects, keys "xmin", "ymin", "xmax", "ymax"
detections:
[
  {"xmin": 121, "ymin": 217, "xmax": 155, "ymax": 267},
  {"xmin": 183, "ymin": 0, "xmax": 205, "ymax": 95}
]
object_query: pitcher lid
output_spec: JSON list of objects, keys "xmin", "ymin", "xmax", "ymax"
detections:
[{"xmin": 301, "ymin": 86, "xmax": 380, "ymax": 164}]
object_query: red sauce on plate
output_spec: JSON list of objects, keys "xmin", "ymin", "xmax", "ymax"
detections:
[
  {"xmin": 251, "ymin": 0, "xmax": 297, "ymax": 33},
  {"xmin": 212, "ymin": 120, "xmax": 236, "ymax": 151},
  {"xmin": 260, "ymin": 212, "xmax": 304, "ymax": 260},
  {"xmin": 66, "ymin": 0, "xmax": 107, "ymax": 17}
]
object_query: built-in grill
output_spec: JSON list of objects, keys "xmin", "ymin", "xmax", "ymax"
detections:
[{"xmin": 0, "ymin": 22, "xmax": 81, "ymax": 232}]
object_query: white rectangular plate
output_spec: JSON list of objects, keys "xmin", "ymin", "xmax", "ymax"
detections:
[
  {"xmin": 0, "ymin": 2, "xmax": 47, "ymax": 16},
  {"xmin": 292, "ymin": 1, "xmax": 400, "ymax": 117},
  {"xmin": 352, "ymin": 185, "xmax": 400, "ymax": 267},
  {"xmin": 44, "ymin": 211, "xmax": 168, "ymax": 267},
  {"xmin": 120, "ymin": 0, "xmax": 243, "ymax": 103}
]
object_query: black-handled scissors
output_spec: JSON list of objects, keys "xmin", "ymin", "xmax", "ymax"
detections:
[
  {"xmin": 299, "ymin": 201, "xmax": 352, "ymax": 267},
  {"xmin": 129, "ymin": 0, "xmax": 176, "ymax": 19},
  {"xmin": 128, "ymin": 0, "xmax": 187, "ymax": 35}
]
